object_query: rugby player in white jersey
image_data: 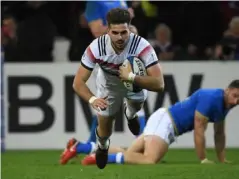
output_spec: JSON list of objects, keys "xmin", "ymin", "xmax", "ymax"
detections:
[{"xmin": 60, "ymin": 8, "xmax": 164, "ymax": 169}]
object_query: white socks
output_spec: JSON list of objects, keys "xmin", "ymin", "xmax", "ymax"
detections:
[
  {"xmin": 116, "ymin": 152, "xmax": 124, "ymax": 164},
  {"xmin": 95, "ymin": 129, "xmax": 110, "ymax": 150},
  {"xmin": 90, "ymin": 142, "xmax": 96, "ymax": 153},
  {"xmin": 98, "ymin": 139, "xmax": 110, "ymax": 150}
]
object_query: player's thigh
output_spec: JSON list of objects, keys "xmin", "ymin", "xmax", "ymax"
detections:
[
  {"xmin": 96, "ymin": 86, "xmax": 124, "ymax": 118},
  {"xmin": 127, "ymin": 134, "xmax": 145, "ymax": 153},
  {"xmin": 144, "ymin": 135, "xmax": 168, "ymax": 164},
  {"xmin": 96, "ymin": 89, "xmax": 124, "ymax": 134},
  {"xmin": 143, "ymin": 108, "xmax": 176, "ymax": 163},
  {"xmin": 144, "ymin": 108, "xmax": 176, "ymax": 144}
]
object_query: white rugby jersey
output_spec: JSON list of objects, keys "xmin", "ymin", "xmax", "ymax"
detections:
[{"xmin": 81, "ymin": 33, "xmax": 159, "ymax": 77}]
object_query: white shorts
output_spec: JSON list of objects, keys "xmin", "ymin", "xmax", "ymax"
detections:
[
  {"xmin": 143, "ymin": 108, "xmax": 176, "ymax": 145},
  {"xmin": 95, "ymin": 68, "xmax": 147, "ymax": 116}
]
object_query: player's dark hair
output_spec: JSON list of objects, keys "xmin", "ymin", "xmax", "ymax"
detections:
[
  {"xmin": 106, "ymin": 8, "xmax": 131, "ymax": 26},
  {"xmin": 228, "ymin": 80, "xmax": 239, "ymax": 89}
]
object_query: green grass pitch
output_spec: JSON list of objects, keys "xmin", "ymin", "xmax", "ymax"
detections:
[{"xmin": 2, "ymin": 149, "xmax": 239, "ymax": 179}]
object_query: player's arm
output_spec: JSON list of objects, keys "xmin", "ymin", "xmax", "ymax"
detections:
[
  {"xmin": 193, "ymin": 95, "xmax": 215, "ymax": 163},
  {"xmin": 88, "ymin": 20, "xmax": 107, "ymax": 38},
  {"xmin": 84, "ymin": 2, "xmax": 107, "ymax": 37},
  {"xmin": 73, "ymin": 46, "xmax": 107, "ymax": 110},
  {"xmin": 194, "ymin": 111, "xmax": 208, "ymax": 161},
  {"xmin": 73, "ymin": 64, "xmax": 94, "ymax": 102},
  {"xmin": 134, "ymin": 45, "xmax": 164, "ymax": 92},
  {"xmin": 214, "ymin": 121, "xmax": 226, "ymax": 163},
  {"xmin": 133, "ymin": 62, "xmax": 164, "ymax": 92}
]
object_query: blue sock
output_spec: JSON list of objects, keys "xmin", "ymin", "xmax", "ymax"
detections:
[
  {"xmin": 139, "ymin": 116, "xmax": 146, "ymax": 135},
  {"xmin": 107, "ymin": 153, "xmax": 124, "ymax": 164},
  {"xmin": 87, "ymin": 116, "xmax": 98, "ymax": 143},
  {"xmin": 76, "ymin": 142, "xmax": 95, "ymax": 154}
]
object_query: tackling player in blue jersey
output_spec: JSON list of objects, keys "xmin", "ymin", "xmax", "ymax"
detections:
[{"xmin": 80, "ymin": 80, "xmax": 239, "ymax": 165}]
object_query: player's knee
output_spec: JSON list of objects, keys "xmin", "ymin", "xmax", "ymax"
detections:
[{"xmin": 146, "ymin": 157, "xmax": 158, "ymax": 164}]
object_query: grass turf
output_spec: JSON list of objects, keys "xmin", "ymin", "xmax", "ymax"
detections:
[{"xmin": 2, "ymin": 149, "xmax": 239, "ymax": 179}]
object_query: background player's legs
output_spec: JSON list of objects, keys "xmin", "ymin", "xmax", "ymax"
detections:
[
  {"xmin": 138, "ymin": 116, "xmax": 146, "ymax": 135},
  {"xmin": 87, "ymin": 116, "xmax": 98, "ymax": 143}
]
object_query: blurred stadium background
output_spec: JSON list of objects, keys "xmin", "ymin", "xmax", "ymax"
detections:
[{"xmin": 1, "ymin": 1, "xmax": 239, "ymax": 179}]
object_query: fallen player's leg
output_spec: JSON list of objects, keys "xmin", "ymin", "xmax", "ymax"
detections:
[
  {"xmin": 124, "ymin": 135, "xmax": 169, "ymax": 164},
  {"xmin": 82, "ymin": 108, "xmax": 176, "ymax": 165},
  {"xmin": 60, "ymin": 138, "xmax": 126, "ymax": 165},
  {"xmin": 82, "ymin": 134, "xmax": 169, "ymax": 165},
  {"xmin": 60, "ymin": 115, "xmax": 146, "ymax": 165},
  {"xmin": 82, "ymin": 135, "xmax": 144, "ymax": 165},
  {"xmin": 87, "ymin": 116, "xmax": 98, "ymax": 143}
]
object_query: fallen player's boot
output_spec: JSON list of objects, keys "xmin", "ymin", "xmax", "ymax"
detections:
[
  {"xmin": 60, "ymin": 138, "xmax": 78, "ymax": 165},
  {"xmin": 81, "ymin": 154, "xmax": 97, "ymax": 165}
]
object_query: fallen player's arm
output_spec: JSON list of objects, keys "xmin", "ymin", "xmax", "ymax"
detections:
[
  {"xmin": 88, "ymin": 19, "xmax": 107, "ymax": 38},
  {"xmin": 84, "ymin": 2, "xmax": 107, "ymax": 38},
  {"xmin": 73, "ymin": 64, "xmax": 94, "ymax": 102},
  {"xmin": 214, "ymin": 121, "xmax": 226, "ymax": 163},
  {"xmin": 194, "ymin": 111, "xmax": 208, "ymax": 161},
  {"xmin": 134, "ymin": 63, "xmax": 164, "ymax": 92}
]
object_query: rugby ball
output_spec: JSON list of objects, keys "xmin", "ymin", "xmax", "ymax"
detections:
[{"xmin": 122, "ymin": 56, "xmax": 147, "ymax": 92}]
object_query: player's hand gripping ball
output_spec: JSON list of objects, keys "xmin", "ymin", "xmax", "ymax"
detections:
[{"xmin": 119, "ymin": 56, "xmax": 147, "ymax": 92}]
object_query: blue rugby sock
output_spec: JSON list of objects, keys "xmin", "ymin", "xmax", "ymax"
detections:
[
  {"xmin": 139, "ymin": 116, "xmax": 146, "ymax": 135},
  {"xmin": 87, "ymin": 116, "xmax": 98, "ymax": 143},
  {"xmin": 107, "ymin": 153, "xmax": 124, "ymax": 164},
  {"xmin": 76, "ymin": 142, "xmax": 95, "ymax": 154}
]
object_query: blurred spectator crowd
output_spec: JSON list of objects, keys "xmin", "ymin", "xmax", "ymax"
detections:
[{"xmin": 1, "ymin": 1, "xmax": 239, "ymax": 62}]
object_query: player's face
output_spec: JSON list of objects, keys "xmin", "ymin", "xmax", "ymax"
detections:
[
  {"xmin": 225, "ymin": 88, "xmax": 239, "ymax": 108},
  {"xmin": 108, "ymin": 23, "xmax": 130, "ymax": 50}
]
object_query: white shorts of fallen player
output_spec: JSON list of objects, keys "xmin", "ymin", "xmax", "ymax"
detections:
[
  {"xmin": 143, "ymin": 108, "xmax": 176, "ymax": 145},
  {"xmin": 95, "ymin": 68, "xmax": 147, "ymax": 117}
]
